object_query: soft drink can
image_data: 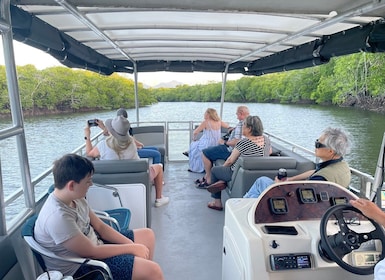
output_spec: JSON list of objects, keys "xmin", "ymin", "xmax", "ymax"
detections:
[{"xmin": 277, "ymin": 168, "xmax": 287, "ymax": 180}]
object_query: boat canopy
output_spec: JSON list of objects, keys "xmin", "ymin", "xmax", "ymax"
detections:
[{"xmin": 7, "ymin": 0, "xmax": 385, "ymax": 76}]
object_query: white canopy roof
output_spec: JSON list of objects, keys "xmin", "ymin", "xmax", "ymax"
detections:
[{"xmin": 8, "ymin": 0, "xmax": 385, "ymax": 75}]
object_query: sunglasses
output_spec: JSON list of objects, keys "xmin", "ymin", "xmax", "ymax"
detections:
[{"xmin": 315, "ymin": 139, "xmax": 327, "ymax": 149}]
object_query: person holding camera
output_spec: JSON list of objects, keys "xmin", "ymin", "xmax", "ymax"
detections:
[
  {"xmin": 195, "ymin": 105, "xmax": 249, "ymax": 188},
  {"xmin": 88, "ymin": 109, "xmax": 163, "ymax": 165},
  {"xmin": 187, "ymin": 108, "xmax": 229, "ymax": 173},
  {"xmin": 84, "ymin": 116, "xmax": 169, "ymax": 207}
]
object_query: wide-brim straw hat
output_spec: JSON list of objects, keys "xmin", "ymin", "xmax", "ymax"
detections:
[{"xmin": 105, "ymin": 115, "xmax": 130, "ymax": 142}]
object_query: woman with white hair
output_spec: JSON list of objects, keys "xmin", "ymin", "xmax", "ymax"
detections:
[
  {"xmin": 84, "ymin": 115, "xmax": 169, "ymax": 207},
  {"xmin": 243, "ymin": 127, "xmax": 352, "ymax": 199}
]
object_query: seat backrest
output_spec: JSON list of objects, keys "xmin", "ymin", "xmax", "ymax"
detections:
[
  {"xmin": 92, "ymin": 159, "xmax": 151, "ymax": 227},
  {"xmin": 131, "ymin": 126, "xmax": 165, "ymax": 147},
  {"xmin": 87, "ymin": 184, "xmax": 147, "ymax": 228},
  {"xmin": 92, "ymin": 159, "xmax": 149, "ymax": 186},
  {"xmin": 21, "ymin": 215, "xmax": 48, "ymax": 272}
]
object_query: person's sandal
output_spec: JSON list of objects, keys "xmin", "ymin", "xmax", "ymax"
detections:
[
  {"xmin": 196, "ymin": 181, "xmax": 209, "ymax": 189},
  {"xmin": 194, "ymin": 177, "xmax": 205, "ymax": 185}
]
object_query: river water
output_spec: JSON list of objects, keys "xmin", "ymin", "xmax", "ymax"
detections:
[{"xmin": 1, "ymin": 102, "xmax": 385, "ymax": 195}]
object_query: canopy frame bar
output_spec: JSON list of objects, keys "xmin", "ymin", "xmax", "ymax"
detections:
[{"xmin": 230, "ymin": 0, "xmax": 385, "ymax": 65}]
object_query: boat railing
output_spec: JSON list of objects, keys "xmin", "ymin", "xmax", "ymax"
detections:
[
  {"xmin": 31, "ymin": 132, "xmax": 104, "ymax": 200},
  {"xmin": 264, "ymin": 131, "xmax": 318, "ymax": 162}
]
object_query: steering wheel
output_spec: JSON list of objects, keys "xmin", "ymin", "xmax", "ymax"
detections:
[{"xmin": 319, "ymin": 204, "xmax": 385, "ymax": 275}]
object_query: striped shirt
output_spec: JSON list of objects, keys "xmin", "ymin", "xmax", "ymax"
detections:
[{"xmin": 231, "ymin": 136, "xmax": 270, "ymax": 170}]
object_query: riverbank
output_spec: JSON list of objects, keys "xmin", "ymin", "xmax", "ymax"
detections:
[
  {"xmin": 0, "ymin": 107, "xmax": 120, "ymax": 119},
  {"xmin": 341, "ymin": 94, "xmax": 385, "ymax": 114},
  {"xmin": 1, "ymin": 98, "xmax": 383, "ymax": 119}
]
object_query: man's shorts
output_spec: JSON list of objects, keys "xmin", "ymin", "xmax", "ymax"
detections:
[
  {"xmin": 74, "ymin": 229, "xmax": 135, "ymax": 280},
  {"xmin": 202, "ymin": 144, "xmax": 231, "ymax": 161}
]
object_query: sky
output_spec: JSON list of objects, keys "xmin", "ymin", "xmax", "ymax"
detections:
[{"xmin": 0, "ymin": 40, "xmax": 242, "ymax": 87}]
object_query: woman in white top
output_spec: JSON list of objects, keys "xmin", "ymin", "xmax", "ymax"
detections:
[
  {"xmin": 188, "ymin": 108, "xmax": 229, "ymax": 173},
  {"xmin": 85, "ymin": 116, "xmax": 169, "ymax": 207}
]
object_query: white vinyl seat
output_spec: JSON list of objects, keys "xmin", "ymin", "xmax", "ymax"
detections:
[{"xmin": 87, "ymin": 183, "xmax": 147, "ymax": 229}]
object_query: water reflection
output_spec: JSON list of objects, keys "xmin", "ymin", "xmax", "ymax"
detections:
[{"xmin": 1, "ymin": 102, "xmax": 384, "ymax": 181}]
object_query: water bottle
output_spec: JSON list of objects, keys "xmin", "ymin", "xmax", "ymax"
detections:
[
  {"xmin": 36, "ymin": 271, "xmax": 63, "ymax": 280},
  {"xmin": 277, "ymin": 168, "xmax": 287, "ymax": 180}
]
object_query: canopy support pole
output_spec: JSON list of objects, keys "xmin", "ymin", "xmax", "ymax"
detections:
[
  {"xmin": 219, "ymin": 64, "xmax": 229, "ymax": 119},
  {"xmin": 133, "ymin": 63, "xmax": 140, "ymax": 123},
  {"xmin": 0, "ymin": 0, "xmax": 34, "ymax": 225}
]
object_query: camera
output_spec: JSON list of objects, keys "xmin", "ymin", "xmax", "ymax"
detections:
[{"xmin": 87, "ymin": 119, "xmax": 98, "ymax": 127}]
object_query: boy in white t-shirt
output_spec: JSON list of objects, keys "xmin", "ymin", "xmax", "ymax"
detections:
[{"xmin": 34, "ymin": 154, "xmax": 164, "ymax": 280}]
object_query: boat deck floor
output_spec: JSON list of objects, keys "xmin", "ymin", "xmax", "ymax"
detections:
[{"xmin": 151, "ymin": 161, "xmax": 229, "ymax": 280}]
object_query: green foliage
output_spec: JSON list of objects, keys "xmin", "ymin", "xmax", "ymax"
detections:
[
  {"xmin": 153, "ymin": 52, "xmax": 385, "ymax": 105},
  {"xmin": 366, "ymin": 53, "xmax": 385, "ymax": 96},
  {"xmin": 2, "ymin": 52, "xmax": 385, "ymax": 115},
  {"xmin": 0, "ymin": 65, "xmax": 9, "ymax": 113},
  {"xmin": 0, "ymin": 65, "xmax": 152, "ymax": 115}
]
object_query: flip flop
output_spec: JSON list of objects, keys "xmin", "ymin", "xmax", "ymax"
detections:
[{"xmin": 207, "ymin": 202, "xmax": 223, "ymax": 211}]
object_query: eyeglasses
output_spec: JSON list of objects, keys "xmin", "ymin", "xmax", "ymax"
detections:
[{"xmin": 315, "ymin": 139, "xmax": 327, "ymax": 149}]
